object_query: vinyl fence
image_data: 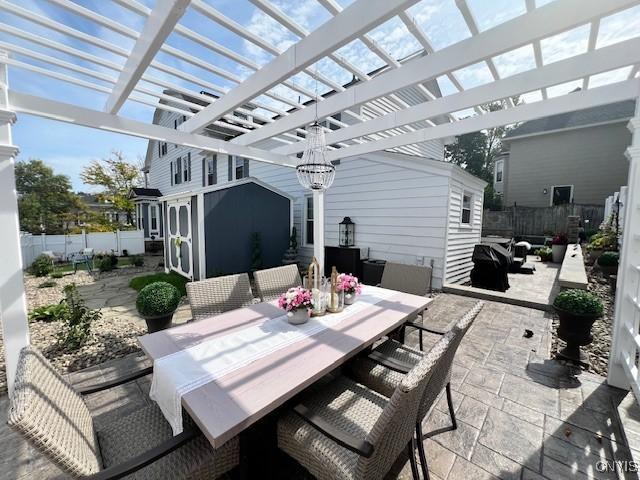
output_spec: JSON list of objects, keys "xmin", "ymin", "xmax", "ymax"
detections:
[
  {"xmin": 20, "ymin": 229, "xmax": 145, "ymax": 268},
  {"xmin": 482, "ymin": 204, "xmax": 605, "ymax": 238}
]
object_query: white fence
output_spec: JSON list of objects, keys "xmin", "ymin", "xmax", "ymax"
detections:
[{"xmin": 20, "ymin": 230, "xmax": 145, "ymax": 268}]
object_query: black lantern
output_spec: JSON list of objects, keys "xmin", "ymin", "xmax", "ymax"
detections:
[{"xmin": 339, "ymin": 217, "xmax": 355, "ymax": 247}]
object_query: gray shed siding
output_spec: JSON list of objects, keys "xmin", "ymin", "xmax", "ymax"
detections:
[{"xmin": 504, "ymin": 122, "xmax": 631, "ymax": 207}]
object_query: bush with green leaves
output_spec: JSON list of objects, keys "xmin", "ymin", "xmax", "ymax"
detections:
[
  {"xmin": 109, "ymin": 253, "xmax": 119, "ymax": 267},
  {"xmin": 29, "ymin": 303, "xmax": 69, "ymax": 322},
  {"xmin": 553, "ymin": 289, "xmax": 603, "ymax": 316},
  {"xmin": 38, "ymin": 280, "xmax": 57, "ymax": 289},
  {"xmin": 50, "ymin": 271, "xmax": 64, "ymax": 279},
  {"xmin": 534, "ymin": 246, "xmax": 552, "ymax": 261},
  {"xmin": 588, "ymin": 230, "xmax": 617, "ymax": 251},
  {"xmin": 597, "ymin": 251, "xmax": 619, "ymax": 267},
  {"xmin": 98, "ymin": 257, "xmax": 115, "ymax": 272},
  {"xmin": 131, "ymin": 255, "xmax": 144, "ymax": 267},
  {"xmin": 29, "ymin": 254, "xmax": 53, "ymax": 277},
  {"xmin": 136, "ymin": 282, "xmax": 181, "ymax": 318},
  {"xmin": 57, "ymin": 283, "xmax": 101, "ymax": 350}
]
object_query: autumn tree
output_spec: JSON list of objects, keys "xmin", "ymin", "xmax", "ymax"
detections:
[{"xmin": 80, "ymin": 151, "xmax": 142, "ymax": 223}]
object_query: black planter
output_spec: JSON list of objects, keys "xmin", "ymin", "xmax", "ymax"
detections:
[
  {"xmin": 142, "ymin": 312, "xmax": 175, "ymax": 333},
  {"xmin": 554, "ymin": 306, "xmax": 600, "ymax": 367}
]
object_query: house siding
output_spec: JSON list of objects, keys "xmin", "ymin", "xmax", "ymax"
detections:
[{"xmin": 504, "ymin": 122, "xmax": 631, "ymax": 207}]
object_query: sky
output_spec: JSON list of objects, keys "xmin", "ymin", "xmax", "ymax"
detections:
[{"xmin": 2, "ymin": 0, "xmax": 640, "ymax": 191}]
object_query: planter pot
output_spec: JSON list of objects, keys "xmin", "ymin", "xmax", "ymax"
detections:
[
  {"xmin": 142, "ymin": 312, "xmax": 175, "ymax": 334},
  {"xmin": 287, "ymin": 309, "xmax": 310, "ymax": 325},
  {"xmin": 551, "ymin": 244, "xmax": 567, "ymax": 263},
  {"xmin": 344, "ymin": 293, "xmax": 356, "ymax": 305},
  {"xmin": 554, "ymin": 306, "xmax": 600, "ymax": 367},
  {"xmin": 586, "ymin": 249, "xmax": 604, "ymax": 266}
]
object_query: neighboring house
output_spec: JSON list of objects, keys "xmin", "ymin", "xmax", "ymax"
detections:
[
  {"xmin": 495, "ymin": 99, "xmax": 634, "ymax": 207},
  {"xmin": 143, "ymin": 78, "xmax": 486, "ymax": 287},
  {"xmin": 76, "ymin": 192, "xmax": 132, "ymax": 226},
  {"xmin": 129, "ymin": 187, "xmax": 163, "ymax": 251}
]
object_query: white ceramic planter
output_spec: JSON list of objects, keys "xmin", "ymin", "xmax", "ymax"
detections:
[
  {"xmin": 344, "ymin": 293, "xmax": 356, "ymax": 305},
  {"xmin": 552, "ymin": 244, "xmax": 567, "ymax": 263},
  {"xmin": 287, "ymin": 309, "xmax": 309, "ymax": 325}
]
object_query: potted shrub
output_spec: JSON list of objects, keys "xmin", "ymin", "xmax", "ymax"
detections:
[
  {"xmin": 534, "ymin": 246, "xmax": 552, "ymax": 262},
  {"xmin": 553, "ymin": 289, "xmax": 603, "ymax": 366},
  {"xmin": 337, "ymin": 273, "xmax": 362, "ymax": 305},
  {"xmin": 136, "ymin": 281, "xmax": 181, "ymax": 333},
  {"xmin": 277, "ymin": 286, "xmax": 312, "ymax": 325},
  {"xmin": 551, "ymin": 234, "xmax": 569, "ymax": 263},
  {"xmin": 585, "ymin": 230, "xmax": 616, "ymax": 265},
  {"xmin": 597, "ymin": 251, "xmax": 619, "ymax": 277}
]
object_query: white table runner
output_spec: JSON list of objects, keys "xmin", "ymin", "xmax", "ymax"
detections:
[{"xmin": 150, "ymin": 285, "xmax": 397, "ymax": 435}]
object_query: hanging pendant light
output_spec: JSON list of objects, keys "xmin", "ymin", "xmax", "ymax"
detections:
[{"xmin": 296, "ymin": 121, "xmax": 335, "ymax": 190}]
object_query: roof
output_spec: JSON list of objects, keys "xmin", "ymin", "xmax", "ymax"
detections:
[
  {"xmin": 504, "ymin": 99, "xmax": 636, "ymax": 141},
  {"xmin": 129, "ymin": 187, "xmax": 162, "ymax": 198}
]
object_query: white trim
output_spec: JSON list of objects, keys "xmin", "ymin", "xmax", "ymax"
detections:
[
  {"xmin": 159, "ymin": 176, "xmax": 294, "ymax": 203},
  {"xmin": 503, "ymin": 117, "xmax": 634, "ymax": 143},
  {"xmin": 549, "ymin": 185, "xmax": 574, "ymax": 207},
  {"xmin": 495, "ymin": 158, "xmax": 504, "ymax": 184},
  {"xmin": 460, "ymin": 191, "xmax": 473, "ymax": 227}
]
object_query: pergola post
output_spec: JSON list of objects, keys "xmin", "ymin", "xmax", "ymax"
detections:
[
  {"xmin": 608, "ymin": 95, "xmax": 640, "ymax": 393},
  {"xmin": 0, "ymin": 52, "xmax": 29, "ymax": 395},
  {"xmin": 313, "ymin": 190, "xmax": 325, "ymax": 276}
]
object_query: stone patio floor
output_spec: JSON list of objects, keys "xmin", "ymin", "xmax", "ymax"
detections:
[{"xmin": 1, "ymin": 294, "xmax": 635, "ymax": 479}]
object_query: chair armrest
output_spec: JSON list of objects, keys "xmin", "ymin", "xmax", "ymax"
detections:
[
  {"xmin": 77, "ymin": 366, "xmax": 153, "ymax": 395},
  {"xmin": 367, "ymin": 350, "xmax": 413, "ymax": 374},
  {"xmin": 293, "ymin": 404, "xmax": 374, "ymax": 458},
  {"xmin": 85, "ymin": 427, "xmax": 199, "ymax": 480}
]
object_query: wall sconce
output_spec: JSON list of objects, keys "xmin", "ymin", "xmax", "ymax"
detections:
[{"xmin": 543, "ymin": 188, "xmax": 548, "ymax": 195}]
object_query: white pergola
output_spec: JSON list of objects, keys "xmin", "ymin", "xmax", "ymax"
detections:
[{"xmin": 0, "ymin": 0, "xmax": 639, "ymax": 394}]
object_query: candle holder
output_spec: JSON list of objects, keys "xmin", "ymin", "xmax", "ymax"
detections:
[
  {"xmin": 306, "ymin": 257, "xmax": 327, "ymax": 316},
  {"xmin": 327, "ymin": 266, "xmax": 344, "ymax": 313}
]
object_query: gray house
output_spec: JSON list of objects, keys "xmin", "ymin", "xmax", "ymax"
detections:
[{"xmin": 495, "ymin": 100, "xmax": 635, "ymax": 207}]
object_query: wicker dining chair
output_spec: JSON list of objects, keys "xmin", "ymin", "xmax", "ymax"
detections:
[
  {"xmin": 186, "ymin": 273, "xmax": 255, "ymax": 322},
  {"xmin": 345, "ymin": 301, "xmax": 484, "ymax": 479},
  {"xmin": 277, "ymin": 332, "xmax": 453, "ymax": 480},
  {"xmin": 7, "ymin": 346, "xmax": 239, "ymax": 480},
  {"xmin": 253, "ymin": 264, "xmax": 302, "ymax": 301}
]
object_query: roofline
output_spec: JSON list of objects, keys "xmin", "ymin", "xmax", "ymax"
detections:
[
  {"xmin": 158, "ymin": 177, "xmax": 295, "ymax": 203},
  {"xmin": 503, "ymin": 117, "xmax": 632, "ymax": 142}
]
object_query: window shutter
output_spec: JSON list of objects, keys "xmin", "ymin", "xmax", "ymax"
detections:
[
  {"xmin": 213, "ymin": 155, "xmax": 217, "ymax": 185},
  {"xmin": 202, "ymin": 158, "xmax": 206, "ymax": 187},
  {"xmin": 176, "ymin": 157, "xmax": 182, "ymax": 184},
  {"xmin": 158, "ymin": 142, "xmax": 161, "ymax": 157},
  {"xmin": 244, "ymin": 158, "xmax": 249, "ymax": 178},
  {"xmin": 228, "ymin": 157, "xmax": 233, "ymax": 181},
  {"xmin": 187, "ymin": 153, "xmax": 192, "ymax": 181},
  {"xmin": 170, "ymin": 162, "xmax": 173, "ymax": 186}
]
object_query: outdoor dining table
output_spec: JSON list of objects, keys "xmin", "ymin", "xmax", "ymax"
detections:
[{"xmin": 138, "ymin": 286, "xmax": 432, "ymax": 451}]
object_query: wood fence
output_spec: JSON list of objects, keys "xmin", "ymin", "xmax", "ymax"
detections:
[{"xmin": 482, "ymin": 204, "xmax": 605, "ymax": 237}]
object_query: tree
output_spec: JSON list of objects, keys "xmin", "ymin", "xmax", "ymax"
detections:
[
  {"xmin": 445, "ymin": 98, "xmax": 520, "ymax": 209},
  {"xmin": 80, "ymin": 151, "xmax": 142, "ymax": 223},
  {"xmin": 15, "ymin": 159, "xmax": 78, "ymax": 234}
]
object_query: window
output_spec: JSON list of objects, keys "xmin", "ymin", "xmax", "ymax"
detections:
[
  {"xmin": 203, "ymin": 155, "xmax": 217, "ymax": 186},
  {"xmin": 183, "ymin": 153, "xmax": 191, "ymax": 183},
  {"xmin": 304, "ymin": 195, "xmax": 314, "ymax": 245},
  {"xmin": 461, "ymin": 192, "xmax": 472, "ymax": 225},
  {"xmin": 495, "ymin": 159, "xmax": 504, "ymax": 183},
  {"xmin": 172, "ymin": 157, "xmax": 182, "ymax": 185},
  {"xmin": 158, "ymin": 142, "xmax": 168, "ymax": 157},
  {"xmin": 551, "ymin": 185, "xmax": 573, "ymax": 206},
  {"xmin": 228, "ymin": 156, "xmax": 249, "ymax": 180},
  {"xmin": 150, "ymin": 205, "xmax": 158, "ymax": 231}
]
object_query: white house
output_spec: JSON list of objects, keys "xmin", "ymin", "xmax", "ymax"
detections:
[{"xmin": 141, "ymin": 98, "xmax": 486, "ymax": 289}]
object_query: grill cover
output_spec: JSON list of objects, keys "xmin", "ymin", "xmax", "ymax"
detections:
[{"xmin": 470, "ymin": 244, "xmax": 511, "ymax": 292}]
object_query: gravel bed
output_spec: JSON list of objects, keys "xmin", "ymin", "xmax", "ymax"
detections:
[{"xmin": 551, "ymin": 263, "xmax": 615, "ymax": 376}]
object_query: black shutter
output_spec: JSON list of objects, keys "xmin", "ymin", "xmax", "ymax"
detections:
[
  {"xmin": 213, "ymin": 155, "xmax": 217, "ymax": 185},
  {"xmin": 243, "ymin": 158, "xmax": 249, "ymax": 178},
  {"xmin": 176, "ymin": 157, "xmax": 182, "ymax": 184},
  {"xmin": 202, "ymin": 158, "xmax": 206, "ymax": 187},
  {"xmin": 228, "ymin": 156, "xmax": 233, "ymax": 181},
  {"xmin": 187, "ymin": 153, "xmax": 192, "ymax": 181},
  {"xmin": 170, "ymin": 162, "xmax": 173, "ymax": 186}
]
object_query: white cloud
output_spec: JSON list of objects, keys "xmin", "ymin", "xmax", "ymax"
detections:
[
  {"xmin": 540, "ymin": 24, "xmax": 589, "ymax": 65},
  {"xmin": 597, "ymin": 4, "xmax": 640, "ymax": 49}
]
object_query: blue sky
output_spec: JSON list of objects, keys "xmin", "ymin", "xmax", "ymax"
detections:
[{"xmin": 2, "ymin": 0, "xmax": 639, "ymax": 191}]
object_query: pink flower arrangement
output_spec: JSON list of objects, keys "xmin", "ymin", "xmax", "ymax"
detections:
[
  {"xmin": 277, "ymin": 286, "xmax": 313, "ymax": 313},
  {"xmin": 337, "ymin": 273, "xmax": 362, "ymax": 295}
]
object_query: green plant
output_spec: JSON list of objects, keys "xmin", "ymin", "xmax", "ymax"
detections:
[
  {"xmin": 587, "ymin": 230, "xmax": 617, "ymax": 251},
  {"xmin": 57, "ymin": 283, "xmax": 101, "ymax": 349},
  {"xmin": 29, "ymin": 254, "xmax": 53, "ymax": 277},
  {"xmin": 535, "ymin": 246, "xmax": 552, "ymax": 261},
  {"xmin": 50, "ymin": 271, "xmax": 64, "ymax": 279},
  {"xmin": 597, "ymin": 251, "xmax": 619, "ymax": 267},
  {"xmin": 131, "ymin": 254, "xmax": 144, "ymax": 267},
  {"xmin": 136, "ymin": 282, "xmax": 181, "ymax": 318},
  {"xmin": 129, "ymin": 271, "xmax": 188, "ymax": 296},
  {"xmin": 250, "ymin": 232, "xmax": 262, "ymax": 271},
  {"xmin": 553, "ymin": 289, "xmax": 603, "ymax": 316},
  {"xmin": 29, "ymin": 303, "xmax": 69, "ymax": 322},
  {"xmin": 109, "ymin": 253, "xmax": 119, "ymax": 267},
  {"xmin": 289, "ymin": 226, "xmax": 298, "ymax": 250},
  {"xmin": 98, "ymin": 257, "xmax": 115, "ymax": 272},
  {"xmin": 38, "ymin": 280, "xmax": 57, "ymax": 289}
]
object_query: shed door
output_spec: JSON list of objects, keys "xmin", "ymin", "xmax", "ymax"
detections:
[{"xmin": 167, "ymin": 199, "xmax": 193, "ymax": 279}]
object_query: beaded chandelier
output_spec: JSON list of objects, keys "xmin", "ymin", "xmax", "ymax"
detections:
[{"xmin": 296, "ymin": 122, "xmax": 336, "ymax": 191}]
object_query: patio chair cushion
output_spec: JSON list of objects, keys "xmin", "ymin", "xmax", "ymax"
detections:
[
  {"xmin": 7, "ymin": 346, "xmax": 102, "ymax": 477},
  {"xmin": 278, "ymin": 376, "xmax": 389, "ymax": 480},
  {"xmin": 98, "ymin": 403, "xmax": 239, "ymax": 480},
  {"xmin": 253, "ymin": 264, "xmax": 302, "ymax": 301}
]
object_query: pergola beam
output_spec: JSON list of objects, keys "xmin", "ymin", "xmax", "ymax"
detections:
[
  {"xmin": 180, "ymin": 0, "xmax": 421, "ymax": 134},
  {"xmin": 104, "ymin": 0, "xmax": 191, "ymax": 114},
  {"xmin": 324, "ymin": 79, "xmax": 640, "ymax": 161},
  {"xmin": 9, "ymin": 91, "xmax": 297, "ymax": 168},
  {"xmin": 234, "ymin": 0, "xmax": 635, "ymax": 147},
  {"xmin": 273, "ymin": 36, "xmax": 640, "ymax": 154}
]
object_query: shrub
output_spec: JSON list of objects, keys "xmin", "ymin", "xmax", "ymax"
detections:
[
  {"xmin": 57, "ymin": 283, "xmax": 101, "ymax": 350},
  {"xmin": 588, "ymin": 231, "xmax": 617, "ymax": 250},
  {"xmin": 552, "ymin": 234, "xmax": 568, "ymax": 246},
  {"xmin": 38, "ymin": 280, "xmax": 57, "ymax": 289},
  {"xmin": 131, "ymin": 255, "xmax": 144, "ymax": 267},
  {"xmin": 50, "ymin": 271, "xmax": 64, "ymax": 279},
  {"xmin": 29, "ymin": 303, "xmax": 69, "ymax": 322},
  {"xmin": 109, "ymin": 253, "xmax": 119, "ymax": 267},
  {"xmin": 98, "ymin": 257, "xmax": 115, "ymax": 272},
  {"xmin": 553, "ymin": 289, "xmax": 603, "ymax": 316},
  {"xmin": 136, "ymin": 282, "xmax": 181, "ymax": 318},
  {"xmin": 122, "ymin": 249, "xmax": 129, "ymax": 257},
  {"xmin": 129, "ymin": 271, "xmax": 188, "ymax": 297},
  {"xmin": 30, "ymin": 254, "xmax": 53, "ymax": 277},
  {"xmin": 597, "ymin": 251, "xmax": 619, "ymax": 267},
  {"xmin": 535, "ymin": 246, "xmax": 553, "ymax": 261}
]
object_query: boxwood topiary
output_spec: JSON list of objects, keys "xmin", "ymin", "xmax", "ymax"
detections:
[
  {"xmin": 597, "ymin": 251, "xmax": 619, "ymax": 267},
  {"xmin": 98, "ymin": 257, "xmax": 114, "ymax": 272},
  {"xmin": 136, "ymin": 281, "xmax": 181, "ymax": 318},
  {"xmin": 553, "ymin": 289, "xmax": 603, "ymax": 316}
]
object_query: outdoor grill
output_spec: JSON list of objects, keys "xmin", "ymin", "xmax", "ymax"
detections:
[{"xmin": 470, "ymin": 243, "xmax": 512, "ymax": 292}]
